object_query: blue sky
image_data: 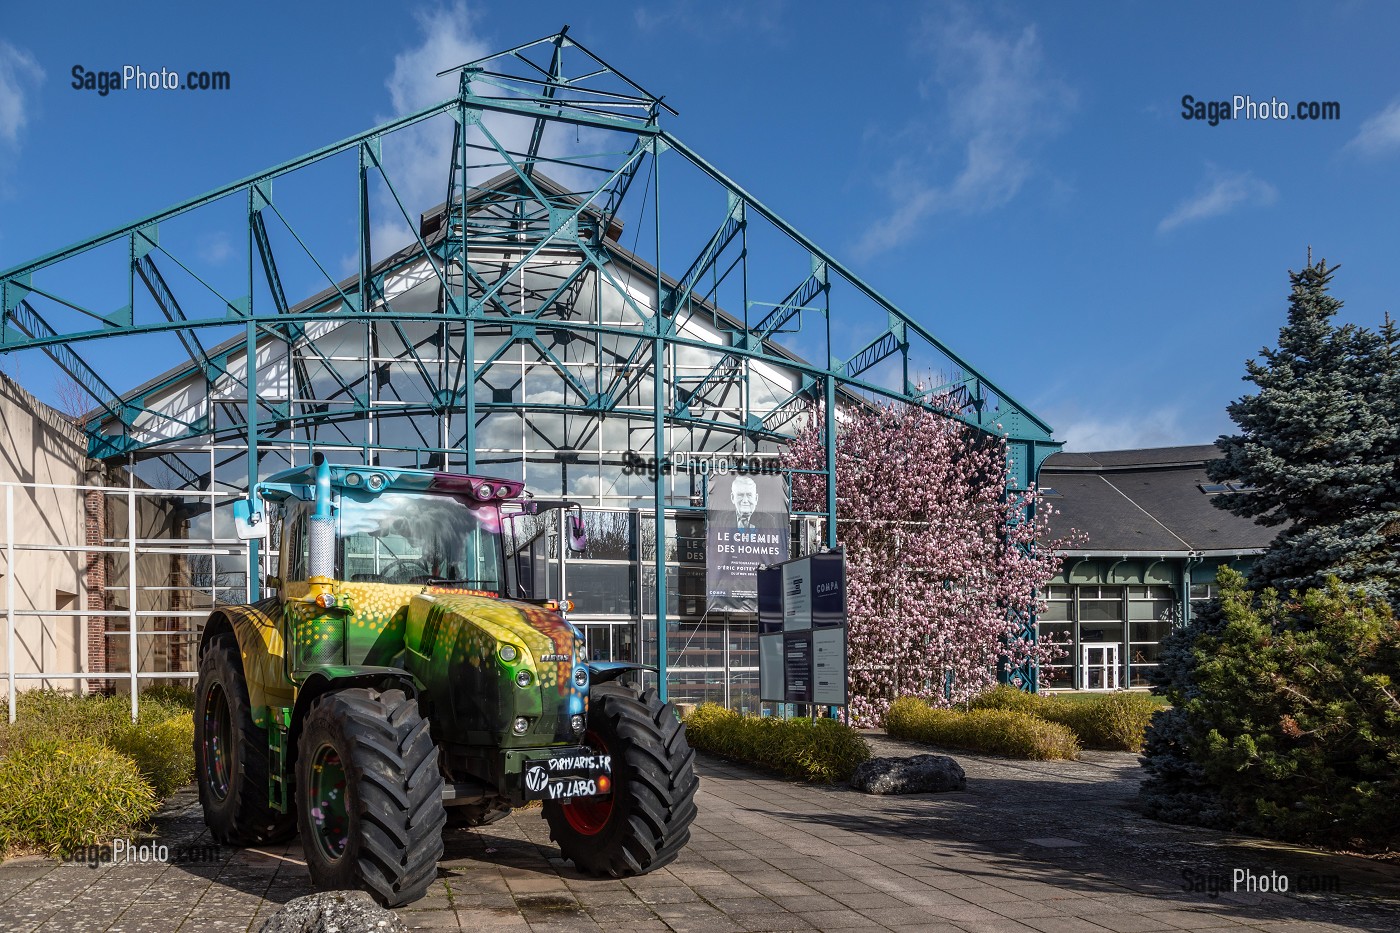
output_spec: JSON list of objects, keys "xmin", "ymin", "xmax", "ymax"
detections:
[{"xmin": 2, "ymin": 1, "xmax": 1398, "ymax": 451}]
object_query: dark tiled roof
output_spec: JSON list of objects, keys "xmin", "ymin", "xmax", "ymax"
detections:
[
  {"xmin": 1043, "ymin": 444, "xmax": 1223, "ymax": 470},
  {"xmin": 1040, "ymin": 446, "xmax": 1276, "ymax": 553}
]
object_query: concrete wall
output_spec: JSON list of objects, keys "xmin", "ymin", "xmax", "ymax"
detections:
[{"xmin": 0, "ymin": 374, "xmax": 93, "ymax": 692}]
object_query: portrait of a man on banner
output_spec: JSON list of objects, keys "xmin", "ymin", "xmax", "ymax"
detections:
[{"xmin": 705, "ymin": 473, "xmax": 789, "ymax": 612}]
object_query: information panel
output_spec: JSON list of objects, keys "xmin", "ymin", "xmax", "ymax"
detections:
[
  {"xmin": 783, "ymin": 631, "xmax": 812, "ymax": 702},
  {"xmin": 812, "ymin": 627, "xmax": 848, "ymax": 705},
  {"xmin": 782, "ymin": 560, "xmax": 811, "ymax": 630},
  {"xmin": 757, "ymin": 549, "xmax": 847, "ymax": 705}
]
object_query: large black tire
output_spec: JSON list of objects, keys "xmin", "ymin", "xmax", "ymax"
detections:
[
  {"xmin": 194, "ymin": 632, "xmax": 296, "ymax": 845},
  {"xmin": 295, "ymin": 687, "xmax": 446, "ymax": 908},
  {"xmin": 543, "ymin": 682, "xmax": 698, "ymax": 876}
]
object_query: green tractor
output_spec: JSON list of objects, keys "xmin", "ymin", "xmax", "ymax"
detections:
[{"xmin": 194, "ymin": 453, "xmax": 698, "ymax": 906}]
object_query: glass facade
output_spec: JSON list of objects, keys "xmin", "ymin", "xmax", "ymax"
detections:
[
  {"xmin": 1040, "ymin": 583, "xmax": 1171, "ymax": 689},
  {"xmin": 88, "ymin": 216, "xmax": 816, "ymax": 703},
  {"xmin": 1041, "ymin": 558, "xmax": 1253, "ymax": 690}
]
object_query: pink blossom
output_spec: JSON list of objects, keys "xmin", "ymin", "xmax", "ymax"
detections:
[{"xmin": 784, "ymin": 399, "xmax": 1078, "ymax": 726}]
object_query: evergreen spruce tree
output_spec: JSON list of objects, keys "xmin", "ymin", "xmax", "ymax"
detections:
[{"xmin": 1207, "ymin": 256, "xmax": 1400, "ymax": 606}]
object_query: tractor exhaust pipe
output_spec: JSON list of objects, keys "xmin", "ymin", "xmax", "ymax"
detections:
[{"xmin": 309, "ymin": 452, "xmax": 335, "ymax": 579}]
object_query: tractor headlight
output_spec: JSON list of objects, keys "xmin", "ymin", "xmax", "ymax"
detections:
[
  {"xmin": 570, "ymin": 714, "xmax": 585, "ymax": 734},
  {"xmin": 573, "ymin": 668, "xmax": 587, "ymax": 688},
  {"xmin": 499, "ymin": 644, "xmax": 518, "ymax": 663},
  {"xmin": 512, "ymin": 717, "xmax": 529, "ymax": 735},
  {"xmin": 366, "ymin": 473, "xmax": 387, "ymax": 491},
  {"xmin": 515, "ymin": 670, "xmax": 532, "ymax": 688}
]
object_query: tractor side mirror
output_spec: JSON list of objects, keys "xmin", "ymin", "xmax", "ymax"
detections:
[
  {"xmin": 233, "ymin": 498, "xmax": 270, "ymax": 540},
  {"xmin": 567, "ymin": 514, "xmax": 587, "ymax": 553}
]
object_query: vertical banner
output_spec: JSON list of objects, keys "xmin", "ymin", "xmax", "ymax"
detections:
[{"xmin": 706, "ymin": 473, "xmax": 789, "ymax": 611}]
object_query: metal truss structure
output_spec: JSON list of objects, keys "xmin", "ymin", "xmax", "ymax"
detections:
[{"xmin": 0, "ymin": 29, "xmax": 1059, "ymax": 695}]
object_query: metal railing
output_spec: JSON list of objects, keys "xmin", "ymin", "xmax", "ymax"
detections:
[{"xmin": 1, "ymin": 479, "xmax": 249, "ymax": 722}]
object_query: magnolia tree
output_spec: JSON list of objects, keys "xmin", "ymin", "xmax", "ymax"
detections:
[{"xmin": 784, "ymin": 400, "xmax": 1071, "ymax": 725}]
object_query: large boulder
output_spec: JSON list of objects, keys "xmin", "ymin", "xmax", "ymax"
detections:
[
  {"xmin": 258, "ymin": 891, "xmax": 407, "ymax": 933},
  {"xmin": 850, "ymin": 755, "xmax": 966, "ymax": 794}
]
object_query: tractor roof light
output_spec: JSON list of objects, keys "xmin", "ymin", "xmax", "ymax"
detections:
[
  {"xmin": 366, "ymin": 473, "xmax": 387, "ymax": 491},
  {"xmin": 314, "ymin": 592, "xmax": 338, "ymax": 609}
]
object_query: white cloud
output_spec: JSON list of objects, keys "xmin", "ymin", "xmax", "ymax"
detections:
[
  {"xmin": 198, "ymin": 232, "xmax": 233, "ymax": 265},
  {"xmin": 0, "ymin": 40, "xmax": 44, "ymax": 148},
  {"xmin": 634, "ymin": 1, "xmax": 788, "ymax": 38},
  {"xmin": 854, "ymin": 10, "xmax": 1075, "ymax": 259},
  {"xmin": 1053, "ymin": 406, "xmax": 1192, "ymax": 452},
  {"xmin": 1345, "ymin": 99, "xmax": 1400, "ymax": 158},
  {"xmin": 371, "ymin": 1, "xmax": 493, "ymax": 257},
  {"xmin": 1157, "ymin": 165, "xmax": 1277, "ymax": 233},
  {"xmin": 370, "ymin": 3, "xmax": 607, "ymax": 260}
]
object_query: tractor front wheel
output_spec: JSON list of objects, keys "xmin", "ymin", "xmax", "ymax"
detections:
[
  {"xmin": 295, "ymin": 687, "xmax": 446, "ymax": 907},
  {"xmin": 194, "ymin": 632, "xmax": 295, "ymax": 845},
  {"xmin": 543, "ymin": 681, "xmax": 698, "ymax": 876}
]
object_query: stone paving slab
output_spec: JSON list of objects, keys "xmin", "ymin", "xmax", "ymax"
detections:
[{"xmin": 1, "ymin": 731, "xmax": 1397, "ymax": 932}]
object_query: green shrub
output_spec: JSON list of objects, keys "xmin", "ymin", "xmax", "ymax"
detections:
[
  {"xmin": 966, "ymin": 685, "xmax": 1161, "ymax": 751},
  {"xmin": 140, "ymin": 683, "xmax": 196, "ymax": 712},
  {"xmin": 1041, "ymin": 692, "xmax": 1161, "ymax": 752},
  {"xmin": 885, "ymin": 696, "xmax": 1080, "ymax": 760},
  {"xmin": 0, "ymin": 690, "xmax": 197, "ymax": 794},
  {"xmin": 967, "ymin": 684, "xmax": 1053, "ymax": 717},
  {"xmin": 0, "ymin": 738, "xmax": 158, "ymax": 855},
  {"xmin": 1141, "ymin": 570, "xmax": 1400, "ymax": 852},
  {"xmin": 684, "ymin": 704, "xmax": 871, "ymax": 783},
  {"xmin": 111, "ymin": 715, "xmax": 196, "ymax": 798},
  {"xmin": 0, "ymin": 691, "xmax": 132, "ymax": 754}
]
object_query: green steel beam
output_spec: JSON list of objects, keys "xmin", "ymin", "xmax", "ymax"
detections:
[{"xmin": 657, "ymin": 130, "xmax": 1055, "ymax": 442}]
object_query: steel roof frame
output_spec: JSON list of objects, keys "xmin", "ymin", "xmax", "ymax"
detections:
[{"xmin": 0, "ymin": 28, "xmax": 1059, "ymax": 696}]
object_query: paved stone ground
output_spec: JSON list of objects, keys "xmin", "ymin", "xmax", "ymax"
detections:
[{"xmin": 1, "ymin": 732, "xmax": 1397, "ymax": 932}]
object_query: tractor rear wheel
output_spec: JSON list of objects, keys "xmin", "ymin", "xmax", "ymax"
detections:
[
  {"xmin": 543, "ymin": 682, "xmax": 698, "ymax": 876},
  {"xmin": 195, "ymin": 632, "xmax": 296, "ymax": 845},
  {"xmin": 295, "ymin": 687, "xmax": 446, "ymax": 907}
]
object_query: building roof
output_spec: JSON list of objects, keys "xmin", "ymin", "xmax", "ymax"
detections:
[
  {"xmin": 92, "ymin": 170, "xmax": 825, "ymax": 435},
  {"xmin": 1039, "ymin": 444, "xmax": 1276, "ymax": 555}
]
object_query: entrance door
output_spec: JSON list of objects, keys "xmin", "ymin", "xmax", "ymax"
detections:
[{"xmin": 1081, "ymin": 642, "xmax": 1120, "ymax": 690}]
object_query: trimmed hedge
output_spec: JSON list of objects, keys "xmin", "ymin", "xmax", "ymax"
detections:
[
  {"xmin": 0, "ymin": 689, "xmax": 196, "ymax": 856},
  {"xmin": 684, "ymin": 704, "xmax": 871, "ymax": 783},
  {"xmin": 0, "ymin": 738, "xmax": 159, "ymax": 855},
  {"xmin": 885, "ymin": 697, "xmax": 1081, "ymax": 760},
  {"xmin": 969, "ymin": 685, "xmax": 1162, "ymax": 752}
]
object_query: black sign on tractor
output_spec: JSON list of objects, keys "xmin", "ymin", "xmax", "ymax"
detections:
[{"xmin": 757, "ymin": 549, "xmax": 848, "ymax": 708}]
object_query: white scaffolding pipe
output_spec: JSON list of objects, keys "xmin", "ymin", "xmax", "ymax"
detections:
[
  {"xmin": 128, "ymin": 483, "xmax": 138, "ymax": 722},
  {"xmin": 6, "ymin": 485, "xmax": 14, "ymax": 724}
]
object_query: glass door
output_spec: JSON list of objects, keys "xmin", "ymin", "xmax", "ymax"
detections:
[{"xmin": 1081, "ymin": 642, "xmax": 1120, "ymax": 690}]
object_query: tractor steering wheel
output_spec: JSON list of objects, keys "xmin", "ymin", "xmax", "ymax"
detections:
[{"xmin": 380, "ymin": 558, "xmax": 432, "ymax": 584}]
